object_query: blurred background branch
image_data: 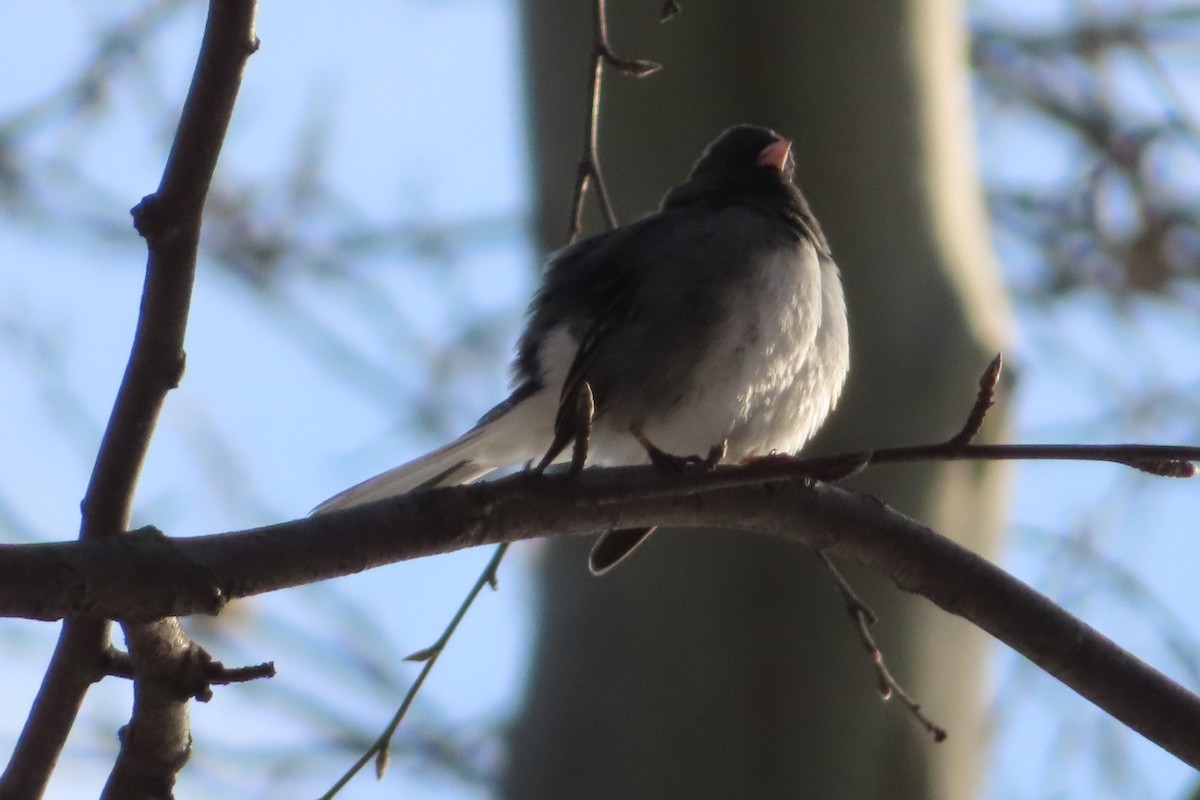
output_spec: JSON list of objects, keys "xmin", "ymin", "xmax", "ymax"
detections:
[{"xmin": 0, "ymin": 0, "xmax": 1197, "ymax": 797}]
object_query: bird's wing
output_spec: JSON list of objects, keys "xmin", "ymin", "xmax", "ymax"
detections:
[{"xmin": 515, "ymin": 220, "xmax": 659, "ymax": 462}]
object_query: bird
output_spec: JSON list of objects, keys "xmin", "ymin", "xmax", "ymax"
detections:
[{"xmin": 313, "ymin": 124, "xmax": 850, "ymax": 574}]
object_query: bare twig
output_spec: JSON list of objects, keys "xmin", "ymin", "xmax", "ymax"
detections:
[
  {"xmin": 205, "ymin": 660, "xmax": 276, "ymax": 686},
  {"xmin": 568, "ymin": 0, "xmax": 661, "ymax": 241},
  {"xmin": 784, "ymin": 355, "xmax": 1196, "ymax": 481},
  {"xmin": 317, "ymin": 544, "xmax": 508, "ymax": 799},
  {"xmin": 945, "ymin": 352, "xmax": 1002, "ymax": 448},
  {"xmin": 817, "ymin": 553, "xmax": 877, "ymax": 625},
  {"xmin": 817, "ymin": 553, "xmax": 947, "ymax": 742},
  {"xmin": 801, "ymin": 438, "xmax": 1198, "ymax": 480},
  {"xmin": 103, "ymin": 647, "xmax": 275, "ymax": 694}
]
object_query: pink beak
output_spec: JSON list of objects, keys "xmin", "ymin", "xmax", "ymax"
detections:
[{"xmin": 757, "ymin": 139, "xmax": 792, "ymax": 172}]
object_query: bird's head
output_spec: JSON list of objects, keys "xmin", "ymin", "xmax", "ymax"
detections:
[{"xmin": 688, "ymin": 125, "xmax": 795, "ymax": 184}]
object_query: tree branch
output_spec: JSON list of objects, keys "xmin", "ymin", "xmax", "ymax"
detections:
[
  {"xmin": 567, "ymin": 0, "xmax": 660, "ymax": 240},
  {"xmin": 817, "ymin": 551, "xmax": 948, "ymax": 742},
  {"xmin": 0, "ymin": 3, "xmax": 258, "ymax": 799},
  {"xmin": 1, "ymin": 463, "xmax": 1198, "ymax": 768},
  {"xmin": 316, "ymin": 544, "xmax": 509, "ymax": 798},
  {"xmin": 101, "ymin": 3, "xmax": 259, "ymax": 798}
]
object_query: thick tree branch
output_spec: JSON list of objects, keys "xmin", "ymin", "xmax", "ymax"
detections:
[
  {"xmin": 101, "ymin": 3, "xmax": 259, "ymax": 798},
  {"xmin": 0, "ymin": 623, "xmax": 110, "ymax": 800},
  {"xmin": 0, "ymin": 3, "xmax": 258, "ymax": 799},
  {"xmin": 100, "ymin": 622, "xmax": 205, "ymax": 800},
  {"xmin": 84, "ymin": 6, "xmax": 258, "ymax": 543},
  {"xmin": 0, "ymin": 465, "xmax": 1198, "ymax": 768}
]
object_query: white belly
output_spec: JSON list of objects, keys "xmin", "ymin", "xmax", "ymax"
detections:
[{"xmin": 581, "ymin": 242, "xmax": 848, "ymax": 464}]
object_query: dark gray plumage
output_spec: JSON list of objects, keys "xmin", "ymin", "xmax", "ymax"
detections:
[{"xmin": 314, "ymin": 125, "xmax": 849, "ymax": 573}]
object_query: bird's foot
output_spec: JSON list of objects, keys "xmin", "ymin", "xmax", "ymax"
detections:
[{"xmin": 633, "ymin": 427, "xmax": 726, "ymax": 474}]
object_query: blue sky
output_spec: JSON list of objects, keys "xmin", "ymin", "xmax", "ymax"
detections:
[{"xmin": 2, "ymin": 1, "xmax": 1199, "ymax": 798}]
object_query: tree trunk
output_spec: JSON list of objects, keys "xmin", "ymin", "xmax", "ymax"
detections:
[{"xmin": 504, "ymin": 1, "xmax": 1011, "ymax": 797}]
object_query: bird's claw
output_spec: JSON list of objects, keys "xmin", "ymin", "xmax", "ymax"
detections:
[{"xmin": 634, "ymin": 428, "xmax": 727, "ymax": 474}]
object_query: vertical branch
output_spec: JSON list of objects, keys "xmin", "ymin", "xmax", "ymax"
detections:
[
  {"xmin": 0, "ymin": 2, "xmax": 259, "ymax": 798},
  {"xmin": 81, "ymin": 3, "xmax": 259, "ymax": 538},
  {"xmin": 102, "ymin": 2, "xmax": 260, "ymax": 796},
  {"xmin": 567, "ymin": 0, "xmax": 661, "ymax": 241},
  {"xmin": 0, "ymin": 623, "xmax": 109, "ymax": 800}
]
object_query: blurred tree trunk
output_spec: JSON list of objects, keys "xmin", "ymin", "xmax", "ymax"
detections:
[{"xmin": 504, "ymin": 1, "xmax": 1012, "ymax": 798}]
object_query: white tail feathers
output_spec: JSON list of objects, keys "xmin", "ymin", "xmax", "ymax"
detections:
[
  {"xmin": 311, "ymin": 384, "xmax": 556, "ymax": 515},
  {"xmin": 310, "ymin": 427, "xmax": 496, "ymax": 514}
]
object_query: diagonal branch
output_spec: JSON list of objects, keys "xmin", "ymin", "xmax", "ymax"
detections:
[
  {"xmin": 817, "ymin": 552, "xmax": 947, "ymax": 742},
  {"xmin": 316, "ymin": 544, "xmax": 509, "ymax": 798},
  {"xmin": 83, "ymin": 0, "xmax": 259, "ymax": 539},
  {"xmin": 0, "ymin": 3, "xmax": 259, "ymax": 799},
  {"xmin": 101, "ymin": 3, "xmax": 259, "ymax": 799}
]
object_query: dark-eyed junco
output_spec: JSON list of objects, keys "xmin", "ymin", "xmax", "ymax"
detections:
[{"xmin": 314, "ymin": 125, "xmax": 849, "ymax": 574}]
